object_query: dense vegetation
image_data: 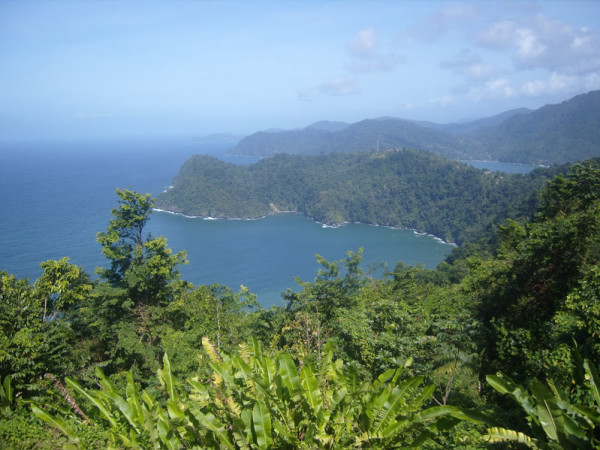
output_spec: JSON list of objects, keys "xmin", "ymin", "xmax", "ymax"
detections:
[
  {"xmin": 156, "ymin": 148, "xmax": 562, "ymax": 244},
  {"xmin": 412, "ymin": 107, "xmax": 532, "ymax": 135},
  {"xmin": 2, "ymin": 158, "xmax": 600, "ymax": 448},
  {"xmin": 232, "ymin": 118, "xmax": 478, "ymax": 160},
  {"xmin": 231, "ymin": 90, "xmax": 600, "ymax": 164},
  {"xmin": 471, "ymin": 90, "xmax": 600, "ymax": 164}
]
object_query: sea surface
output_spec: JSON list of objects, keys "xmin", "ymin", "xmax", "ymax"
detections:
[{"xmin": 0, "ymin": 138, "xmax": 532, "ymax": 307}]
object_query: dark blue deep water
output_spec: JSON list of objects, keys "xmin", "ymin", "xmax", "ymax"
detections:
[{"xmin": 1, "ymin": 138, "xmax": 478, "ymax": 307}]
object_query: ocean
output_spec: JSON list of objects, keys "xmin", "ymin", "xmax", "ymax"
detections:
[{"xmin": 1, "ymin": 138, "xmax": 528, "ymax": 307}]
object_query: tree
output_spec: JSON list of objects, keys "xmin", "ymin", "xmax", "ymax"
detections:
[
  {"xmin": 160, "ymin": 283, "xmax": 260, "ymax": 378},
  {"xmin": 474, "ymin": 161, "xmax": 600, "ymax": 382},
  {"xmin": 281, "ymin": 249, "xmax": 369, "ymax": 362},
  {"xmin": 81, "ymin": 189, "xmax": 188, "ymax": 376},
  {"xmin": 0, "ymin": 272, "xmax": 42, "ymax": 386},
  {"xmin": 34, "ymin": 257, "xmax": 91, "ymax": 322},
  {"xmin": 96, "ymin": 188, "xmax": 187, "ymax": 306},
  {"xmin": 0, "ymin": 262, "xmax": 90, "ymax": 397}
]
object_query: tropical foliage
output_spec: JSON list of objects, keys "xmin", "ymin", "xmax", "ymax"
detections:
[
  {"xmin": 485, "ymin": 357, "xmax": 600, "ymax": 449},
  {"xmin": 2, "ymin": 157, "xmax": 600, "ymax": 447},
  {"xmin": 155, "ymin": 149, "xmax": 562, "ymax": 244},
  {"xmin": 32, "ymin": 338, "xmax": 474, "ymax": 449}
]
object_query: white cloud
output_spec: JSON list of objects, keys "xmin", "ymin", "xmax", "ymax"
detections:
[
  {"xmin": 348, "ymin": 28, "xmax": 378, "ymax": 59},
  {"xmin": 467, "ymin": 63, "xmax": 499, "ymax": 80},
  {"xmin": 319, "ymin": 77, "xmax": 358, "ymax": 96},
  {"xmin": 441, "ymin": 49, "xmax": 500, "ymax": 81},
  {"xmin": 514, "ymin": 27, "xmax": 546, "ymax": 65},
  {"xmin": 520, "ymin": 73, "xmax": 573, "ymax": 96},
  {"xmin": 469, "ymin": 12, "xmax": 600, "ymax": 103},
  {"xmin": 485, "ymin": 78, "xmax": 516, "ymax": 97},
  {"xmin": 465, "ymin": 78, "xmax": 517, "ymax": 101},
  {"xmin": 477, "ymin": 14, "xmax": 600, "ymax": 75},
  {"xmin": 346, "ymin": 28, "xmax": 402, "ymax": 73},
  {"xmin": 520, "ymin": 72, "xmax": 600, "ymax": 97}
]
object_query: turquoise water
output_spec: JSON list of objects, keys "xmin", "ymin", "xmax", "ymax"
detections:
[
  {"xmin": 2, "ymin": 138, "xmax": 520, "ymax": 307},
  {"xmin": 461, "ymin": 160, "xmax": 542, "ymax": 174},
  {"xmin": 148, "ymin": 212, "xmax": 452, "ymax": 307}
]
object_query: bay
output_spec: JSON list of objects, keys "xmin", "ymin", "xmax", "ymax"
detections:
[
  {"xmin": 461, "ymin": 160, "xmax": 542, "ymax": 174},
  {"xmin": 148, "ymin": 212, "xmax": 452, "ymax": 307},
  {"xmin": 1, "ymin": 138, "xmax": 453, "ymax": 307}
]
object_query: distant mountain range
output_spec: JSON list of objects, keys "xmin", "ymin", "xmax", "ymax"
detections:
[
  {"xmin": 409, "ymin": 108, "xmax": 532, "ymax": 135},
  {"xmin": 469, "ymin": 91, "xmax": 600, "ymax": 163},
  {"xmin": 229, "ymin": 91, "xmax": 600, "ymax": 164},
  {"xmin": 232, "ymin": 117, "xmax": 479, "ymax": 161}
]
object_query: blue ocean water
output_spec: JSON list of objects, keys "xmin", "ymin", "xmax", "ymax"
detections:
[
  {"xmin": 2, "ymin": 138, "xmax": 519, "ymax": 307},
  {"xmin": 0, "ymin": 137, "xmax": 239, "ymax": 279},
  {"xmin": 461, "ymin": 160, "xmax": 542, "ymax": 174},
  {"xmin": 148, "ymin": 212, "xmax": 452, "ymax": 307}
]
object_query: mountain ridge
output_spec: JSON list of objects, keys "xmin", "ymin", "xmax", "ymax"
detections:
[
  {"xmin": 229, "ymin": 91, "xmax": 599, "ymax": 164},
  {"xmin": 231, "ymin": 117, "xmax": 481, "ymax": 160}
]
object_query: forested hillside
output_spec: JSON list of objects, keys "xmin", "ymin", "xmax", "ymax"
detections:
[
  {"xmin": 155, "ymin": 148, "xmax": 561, "ymax": 244},
  {"xmin": 232, "ymin": 118, "xmax": 479, "ymax": 159},
  {"xmin": 415, "ymin": 107, "xmax": 532, "ymax": 135},
  {"xmin": 472, "ymin": 90, "xmax": 600, "ymax": 164},
  {"xmin": 2, "ymin": 159, "xmax": 600, "ymax": 448},
  {"xmin": 231, "ymin": 90, "xmax": 600, "ymax": 164}
]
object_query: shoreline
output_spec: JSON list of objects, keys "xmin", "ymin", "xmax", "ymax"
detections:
[{"xmin": 152, "ymin": 208, "xmax": 456, "ymax": 246}]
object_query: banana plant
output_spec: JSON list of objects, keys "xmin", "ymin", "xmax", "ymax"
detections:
[
  {"xmin": 32, "ymin": 337, "xmax": 471, "ymax": 448},
  {"xmin": 0, "ymin": 374, "xmax": 14, "ymax": 415},
  {"xmin": 32, "ymin": 355, "xmax": 193, "ymax": 449},
  {"xmin": 195, "ymin": 336, "xmax": 469, "ymax": 448},
  {"xmin": 485, "ymin": 358, "xmax": 600, "ymax": 449}
]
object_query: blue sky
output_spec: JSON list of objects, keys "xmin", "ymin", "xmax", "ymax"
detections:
[{"xmin": 1, "ymin": 0, "xmax": 599, "ymax": 139}]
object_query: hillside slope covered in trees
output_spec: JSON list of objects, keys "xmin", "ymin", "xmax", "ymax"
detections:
[
  {"xmin": 230, "ymin": 90, "xmax": 600, "ymax": 164},
  {"xmin": 232, "ymin": 118, "xmax": 479, "ymax": 160},
  {"xmin": 471, "ymin": 90, "xmax": 600, "ymax": 164},
  {"xmin": 2, "ymin": 160, "xmax": 600, "ymax": 448},
  {"xmin": 155, "ymin": 149, "xmax": 560, "ymax": 244}
]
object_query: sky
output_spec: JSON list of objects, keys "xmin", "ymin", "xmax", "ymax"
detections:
[{"xmin": 1, "ymin": 0, "xmax": 599, "ymax": 139}]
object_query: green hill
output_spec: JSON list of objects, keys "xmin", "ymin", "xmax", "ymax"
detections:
[
  {"xmin": 231, "ymin": 118, "xmax": 480, "ymax": 160},
  {"xmin": 230, "ymin": 91, "xmax": 600, "ymax": 164},
  {"xmin": 155, "ymin": 149, "xmax": 559, "ymax": 244},
  {"xmin": 472, "ymin": 90, "xmax": 600, "ymax": 164}
]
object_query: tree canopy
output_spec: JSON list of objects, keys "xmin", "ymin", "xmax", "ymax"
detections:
[
  {"xmin": 2, "ymin": 159, "xmax": 600, "ymax": 448},
  {"xmin": 156, "ymin": 149, "xmax": 563, "ymax": 245}
]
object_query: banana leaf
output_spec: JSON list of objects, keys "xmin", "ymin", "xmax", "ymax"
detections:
[
  {"xmin": 252, "ymin": 400, "xmax": 273, "ymax": 449},
  {"xmin": 485, "ymin": 426, "xmax": 539, "ymax": 448}
]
